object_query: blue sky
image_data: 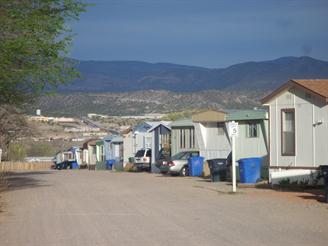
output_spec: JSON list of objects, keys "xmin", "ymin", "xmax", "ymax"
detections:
[{"xmin": 70, "ymin": 0, "xmax": 328, "ymax": 68}]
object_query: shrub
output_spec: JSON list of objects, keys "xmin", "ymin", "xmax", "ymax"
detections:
[{"xmin": 7, "ymin": 143, "xmax": 26, "ymax": 161}]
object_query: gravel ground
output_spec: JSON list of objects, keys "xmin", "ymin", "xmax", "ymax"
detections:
[{"xmin": 0, "ymin": 170, "xmax": 328, "ymax": 246}]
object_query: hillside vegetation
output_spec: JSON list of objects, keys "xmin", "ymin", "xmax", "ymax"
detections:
[{"xmin": 27, "ymin": 90, "xmax": 266, "ymax": 117}]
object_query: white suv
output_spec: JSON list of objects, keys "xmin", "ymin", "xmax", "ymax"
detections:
[{"xmin": 133, "ymin": 148, "xmax": 151, "ymax": 171}]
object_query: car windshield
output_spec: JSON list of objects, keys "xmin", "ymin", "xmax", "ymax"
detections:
[{"xmin": 135, "ymin": 150, "xmax": 145, "ymax": 157}]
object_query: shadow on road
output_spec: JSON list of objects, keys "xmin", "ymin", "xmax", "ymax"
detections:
[
  {"xmin": 296, "ymin": 190, "xmax": 326, "ymax": 203},
  {"xmin": 1, "ymin": 170, "xmax": 53, "ymax": 192},
  {"xmin": 259, "ymin": 185, "xmax": 327, "ymax": 204}
]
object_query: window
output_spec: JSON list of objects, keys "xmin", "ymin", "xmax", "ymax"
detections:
[
  {"xmin": 190, "ymin": 152, "xmax": 199, "ymax": 157},
  {"xmin": 179, "ymin": 129, "xmax": 186, "ymax": 148},
  {"xmin": 146, "ymin": 150, "xmax": 151, "ymax": 157},
  {"xmin": 281, "ymin": 109, "xmax": 295, "ymax": 156},
  {"xmin": 247, "ymin": 123, "xmax": 258, "ymax": 138},
  {"xmin": 190, "ymin": 128, "xmax": 195, "ymax": 148},
  {"xmin": 135, "ymin": 150, "xmax": 145, "ymax": 157},
  {"xmin": 180, "ymin": 128, "xmax": 195, "ymax": 149}
]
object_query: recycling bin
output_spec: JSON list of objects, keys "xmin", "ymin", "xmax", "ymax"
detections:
[
  {"xmin": 106, "ymin": 159, "xmax": 115, "ymax": 170},
  {"xmin": 188, "ymin": 156, "xmax": 204, "ymax": 176},
  {"xmin": 238, "ymin": 157, "xmax": 262, "ymax": 184}
]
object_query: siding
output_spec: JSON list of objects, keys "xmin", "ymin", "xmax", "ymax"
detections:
[
  {"xmin": 267, "ymin": 87, "xmax": 328, "ymax": 167},
  {"xmin": 234, "ymin": 120, "xmax": 269, "ymax": 166},
  {"xmin": 194, "ymin": 122, "xmax": 231, "ymax": 160},
  {"xmin": 171, "ymin": 127, "xmax": 198, "ymax": 156}
]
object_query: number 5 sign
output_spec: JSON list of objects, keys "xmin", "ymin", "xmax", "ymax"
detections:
[{"xmin": 228, "ymin": 121, "xmax": 239, "ymax": 137}]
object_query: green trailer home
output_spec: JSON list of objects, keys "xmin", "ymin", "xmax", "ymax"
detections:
[
  {"xmin": 170, "ymin": 118, "xmax": 198, "ymax": 156},
  {"xmin": 226, "ymin": 109, "xmax": 269, "ymax": 178}
]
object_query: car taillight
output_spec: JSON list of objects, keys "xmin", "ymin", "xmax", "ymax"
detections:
[{"xmin": 168, "ymin": 161, "xmax": 175, "ymax": 167}]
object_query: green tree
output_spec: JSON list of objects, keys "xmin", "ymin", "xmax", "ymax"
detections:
[
  {"xmin": 0, "ymin": 0, "xmax": 87, "ymax": 151},
  {"xmin": 0, "ymin": 0, "xmax": 87, "ymax": 106}
]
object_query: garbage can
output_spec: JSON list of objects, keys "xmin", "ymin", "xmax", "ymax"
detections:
[
  {"xmin": 319, "ymin": 165, "xmax": 328, "ymax": 203},
  {"xmin": 188, "ymin": 156, "xmax": 204, "ymax": 177},
  {"xmin": 238, "ymin": 157, "xmax": 262, "ymax": 184},
  {"xmin": 207, "ymin": 159, "xmax": 227, "ymax": 182},
  {"xmin": 71, "ymin": 161, "xmax": 79, "ymax": 169},
  {"xmin": 106, "ymin": 159, "xmax": 115, "ymax": 170}
]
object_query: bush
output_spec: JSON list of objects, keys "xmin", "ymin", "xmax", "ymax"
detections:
[
  {"xmin": 27, "ymin": 143, "xmax": 55, "ymax": 157},
  {"xmin": 7, "ymin": 143, "xmax": 26, "ymax": 161}
]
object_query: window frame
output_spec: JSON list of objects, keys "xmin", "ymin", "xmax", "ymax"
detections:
[
  {"xmin": 247, "ymin": 122, "xmax": 259, "ymax": 138},
  {"xmin": 281, "ymin": 108, "xmax": 296, "ymax": 156}
]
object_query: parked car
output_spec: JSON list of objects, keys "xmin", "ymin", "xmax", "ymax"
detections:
[
  {"xmin": 160, "ymin": 151, "xmax": 200, "ymax": 176},
  {"xmin": 133, "ymin": 148, "xmax": 151, "ymax": 171},
  {"xmin": 155, "ymin": 148, "xmax": 171, "ymax": 174}
]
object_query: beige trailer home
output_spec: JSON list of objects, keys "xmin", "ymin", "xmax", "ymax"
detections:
[
  {"xmin": 262, "ymin": 79, "xmax": 328, "ymax": 184},
  {"xmin": 192, "ymin": 110, "xmax": 231, "ymax": 160}
]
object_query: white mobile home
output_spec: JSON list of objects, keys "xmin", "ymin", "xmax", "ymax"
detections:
[
  {"xmin": 123, "ymin": 122, "xmax": 158, "ymax": 164},
  {"xmin": 82, "ymin": 139, "xmax": 99, "ymax": 170},
  {"xmin": 262, "ymin": 79, "xmax": 328, "ymax": 184},
  {"xmin": 192, "ymin": 110, "xmax": 231, "ymax": 160}
]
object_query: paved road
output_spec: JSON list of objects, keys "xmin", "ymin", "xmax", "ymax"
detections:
[{"xmin": 1, "ymin": 170, "xmax": 328, "ymax": 246}]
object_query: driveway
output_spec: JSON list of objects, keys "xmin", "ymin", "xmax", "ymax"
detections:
[{"xmin": 0, "ymin": 170, "xmax": 328, "ymax": 246}]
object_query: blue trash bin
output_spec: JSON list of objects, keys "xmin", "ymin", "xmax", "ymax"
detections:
[
  {"xmin": 106, "ymin": 159, "xmax": 115, "ymax": 170},
  {"xmin": 188, "ymin": 156, "xmax": 204, "ymax": 176},
  {"xmin": 71, "ymin": 161, "xmax": 79, "ymax": 169},
  {"xmin": 238, "ymin": 158, "xmax": 262, "ymax": 184}
]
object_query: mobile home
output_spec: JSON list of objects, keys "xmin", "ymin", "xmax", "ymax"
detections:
[{"xmin": 262, "ymin": 79, "xmax": 328, "ymax": 184}]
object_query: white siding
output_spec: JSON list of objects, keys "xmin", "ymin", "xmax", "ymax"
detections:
[
  {"xmin": 123, "ymin": 134, "xmax": 134, "ymax": 164},
  {"xmin": 267, "ymin": 86, "xmax": 328, "ymax": 168},
  {"xmin": 194, "ymin": 122, "xmax": 231, "ymax": 160},
  {"xmin": 234, "ymin": 120, "xmax": 269, "ymax": 166}
]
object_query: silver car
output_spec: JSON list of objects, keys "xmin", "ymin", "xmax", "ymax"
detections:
[{"xmin": 160, "ymin": 151, "xmax": 200, "ymax": 176}]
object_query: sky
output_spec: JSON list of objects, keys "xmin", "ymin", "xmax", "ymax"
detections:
[{"xmin": 70, "ymin": 0, "xmax": 328, "ymax": 68}]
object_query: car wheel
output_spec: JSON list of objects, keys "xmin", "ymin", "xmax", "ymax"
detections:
[{"xmin": 180, "ymin": 166, "xmax": 189, "ymax": 176}]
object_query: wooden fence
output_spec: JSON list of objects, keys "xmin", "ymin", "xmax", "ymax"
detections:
[{"xmin": 0, "ymin": 162, "xmax": 52, "ymax": 171}]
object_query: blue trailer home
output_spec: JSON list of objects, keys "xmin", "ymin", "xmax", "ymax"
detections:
[{"xmin": 96, "ymin": 135, "xmax": 124, "ymax": 170}]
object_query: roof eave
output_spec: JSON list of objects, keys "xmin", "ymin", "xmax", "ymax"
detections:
[{"xmin": 261, "ymin": 80, "xmax": 294, "ymax": 104}]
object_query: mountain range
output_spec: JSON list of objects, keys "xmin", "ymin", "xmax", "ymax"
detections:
[{"xmin": 60, "ymin": 56, "xmax": 328, "ymax": 93}]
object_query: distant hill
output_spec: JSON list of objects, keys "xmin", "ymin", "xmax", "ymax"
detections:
[
  {"xmin": 59, "ymin": 56, "xmax": 328, "ymax": 92},
  {"xmin": 29, "ymin": 90, "xmax": 265, "ymax": 117}
]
